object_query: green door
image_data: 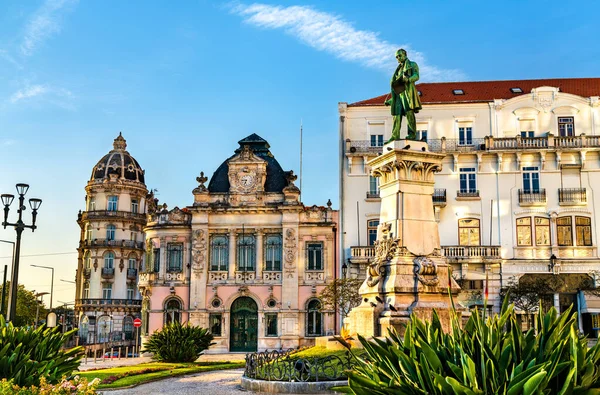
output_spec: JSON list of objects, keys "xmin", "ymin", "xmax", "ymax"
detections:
[{"xmin": 230, "ymin": 297, "xmax": 258, "ymax": 352}]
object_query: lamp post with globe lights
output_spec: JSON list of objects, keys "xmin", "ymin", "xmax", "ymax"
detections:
[{"xmin": 1, "ymin": 183, "xmax": 42, "ymax": 323}]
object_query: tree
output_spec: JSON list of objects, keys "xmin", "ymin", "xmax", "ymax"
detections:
[
  {"xmin": 0, "ymin": 282, "xmax": 47, "ymax": 327},
  {"xmin": 319, "ymin": 278, "xmax": 362, "ymax": 321},
  {"xmin": 500, "ymin": 277, "xmax": 555, "ymax": 329}
]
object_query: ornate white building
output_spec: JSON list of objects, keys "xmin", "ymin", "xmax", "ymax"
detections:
[
  {"xmin": 340, "ymin": 78, "xmax": 600, "ymax": 335},
  {"xmin": 75, "ymin": 133, "xmax": 148, "ymax": 347},
  {"xmin": 138, "ymin": 134, "xmax": 338, "ymax": 352}
]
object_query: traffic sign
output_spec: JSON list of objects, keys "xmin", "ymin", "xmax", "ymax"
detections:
[{"xmin": 133, "ymin": 318, "xmax": 142, "ymax": 328}]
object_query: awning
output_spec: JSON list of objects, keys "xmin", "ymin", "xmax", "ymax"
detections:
[{"xmin": 581, "ymin": 293, "xmax": 600, "ymax": 314}]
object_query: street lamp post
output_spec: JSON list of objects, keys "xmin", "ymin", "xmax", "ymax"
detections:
[
  {"xmin": 0, "ymin": 240, "xmax": 14, "ymax": 316},
  {"xmin": 34, "ymin": 292, "xmax": 49, "ymax": 329},
  {"xmin": 31, "ymin": 265, "xmax": 54, "ymax": 310},
  {"xmin": 1, "ymin": 183, "xmax": 42, "ymax": 323}
]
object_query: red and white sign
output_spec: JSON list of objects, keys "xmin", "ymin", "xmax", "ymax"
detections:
[{"xmin": 133, "ymin": 318, "xmax": 142, "ymax": 328}]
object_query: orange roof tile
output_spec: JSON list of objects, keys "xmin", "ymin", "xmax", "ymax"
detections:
[{"xmin": 348, "ymin": 78, "xmax": 600, "ymax": 106}]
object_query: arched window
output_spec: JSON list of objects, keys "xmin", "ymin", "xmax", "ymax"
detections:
[
  {"xmin": 164, "ymin": 298, "xmax": 182, "ymax": 326},
  {"xmin": 458, "ymin": 218, "xmax": 480, "ymax": 246},
  {"xmin": 306, "ymin": 299, "xmax": 323, "ymax": 336},
  {"xmin": 104, "ymin": 252, "xmax": 114, "ymax": 269},
  {"xmin": 97, "ymin": 315, "xmax": 112, "ymax": 343},
  {"xmin": 123, "ymin": 316, "xmax": 134, "ymax": 340},
  {"xmin": 82, "ymin": 281, "xmax": 90, "ymax": 299},
  {"xmin": 79, "ymin": 316, "xmax": 89, "ymax": 344},
  {"xmin": 128, "ymin": 255, "xmax": 137, "ymax": 269},
  {"xmin": 85, "ymin": 224, "xmax": 92, "ymax": 240},
  {"xmin": 84, "ymin": 252, "xmax": 91, "ymax": 269},
  {"xmin": 106, "ymin": 224, "xmax": 116, "ymax": 241}
]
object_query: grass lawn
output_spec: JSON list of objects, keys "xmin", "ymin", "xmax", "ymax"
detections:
[{"xmin": 77, "ymin": 361, "xmax": 244, "ymax": 389}]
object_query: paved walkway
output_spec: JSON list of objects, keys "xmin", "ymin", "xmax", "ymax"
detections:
[{"xmin": 78, "ymin": 353, "xmax": 246, "ymax": 371}]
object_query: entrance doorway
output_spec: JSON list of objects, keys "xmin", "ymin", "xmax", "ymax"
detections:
[{"xmin": 230, "ymin": 297, "xmax": 258, "ymax": 352}]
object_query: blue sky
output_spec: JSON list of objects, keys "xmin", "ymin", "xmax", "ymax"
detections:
[{"xmin": 0, "ymin": 0, "xmax": 599, "ymax": 307}]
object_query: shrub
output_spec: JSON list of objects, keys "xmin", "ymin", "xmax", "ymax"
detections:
[
  {"xmin": 142, "ymin": 321, "xmax": 215, "ymax": 362},
  {"xmin": 0, "ymin": 315, "xmax": 84, "ymax": 387},
  {"xmin": 0, "ymin": 376, "xmax": 99, "ymax": 394},
  {"xmin": 339, "ymin": 297, "xmax": 600, "ymax": 394}
]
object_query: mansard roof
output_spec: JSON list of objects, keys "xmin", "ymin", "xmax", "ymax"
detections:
[{"xmin": 349, "ymin": 78, "xmax": 600, "ymax": 106}]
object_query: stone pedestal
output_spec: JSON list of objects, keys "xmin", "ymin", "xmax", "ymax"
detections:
[{"xmin": 347, "ymin": 140, "xmax": 461, "ymax": 337}]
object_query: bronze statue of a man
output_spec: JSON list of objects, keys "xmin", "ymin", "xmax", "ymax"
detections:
[{"xmin": 385, "ymin": 49, "xmax": 422, "ymax": 142}]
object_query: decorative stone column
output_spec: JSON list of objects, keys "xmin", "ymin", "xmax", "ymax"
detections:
[{"xmin": 346, "ymin": 140, "xmax": 461, "ymax": 337}]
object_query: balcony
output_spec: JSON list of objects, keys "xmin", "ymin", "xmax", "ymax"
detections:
[
  {"xmin": 77, "ymin": 298, "xmax": 142, "ymax": 309},
  {"xmin": 101, "ymin": 267, "xmax": 115, "ymax": 279},
  {"xmin": 442, "ymin": 245, "xmax": 501, "ymax": 261},
  {"xmin": 559, "ymin": 188, "xmax": 587, "ymax": 205},
  {"xmin": 345, "ymin": 140, "xmax": 383, "ymax": 155},
  {"xmin": 433, "ymin": 189, "xmax": 446, "ymax": 206},
  {"xmin": 518, "ymin": 189, "xmax": 546, "ymax": 205},
  {"xmin": 127, "ymin": 268, "xmax": 137, "ymax": 280},
  {"xmin": 83, "ymin": 268, "xmax": 91, "ymax": 279},
  {"xmin": 424, "ymin": 135, "xmax": 600, "ymax": 153},
  {"xmin": 80, "ymin": 210, "xmax": 146, "ymax": 223},
  {"xmin": 428, "ymin": 138, "xmax": 485, "ymax": 153},
  {"xmin": 456, "ymin": 190, "xmax": 480, "ymax": 199},
  {"xmin": 366, "ymin": 191, "xmax": 380, "ymax": 199},
  {"xmin": 81, "ymin": 239, "xmax": 145, "ymax": 250}
]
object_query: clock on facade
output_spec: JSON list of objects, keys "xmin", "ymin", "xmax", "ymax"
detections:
[{"xmin": 240, "ymin": 174, "xmax": 255, "ymax": 188}]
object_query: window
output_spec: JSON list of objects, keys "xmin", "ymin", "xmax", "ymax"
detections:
[
  {"xmin": 104, "ymin": 252, "xmax": 114, "ymax": 269},
  {"xmin": 88, "ymin": 197, "xmax": 96, "ymax": 211},
  {"xmin": 453, "ymin": 89, "xmax": 464, "ymax": 95},
  {"xmin": 522, "ymin": 167, "xmax": 540, "ymax": 193},
  {"xmin": 535, "ymin": 217, "xmax": 551, "ymax": 246},
  {"xmin": 416, "ymin": 128, "xmax": 428, "ymax": 142},
  {"xmin": 369, "ymin": 176, "xmax": 379, "ymax": 197},
  {"xmin": 128, "ymin": 256, "xmax": 136, "ymax": 269},
  {"xmin": 459, "ymin": 168, "xmax": 477, "ymax": 193},
  {"xmin": 97, "ymin": 316, "xmax": 111, "ymax": 343},
  {"xmin": 83, "ymin": 281, "xmax": 90, "ymax": 299},
  {"xmin": 521, "ymin": 131, "xmax": 534, "ymax": 138},
  {"xmin": 164, "ymin": 299, "xmax": 182, "ymax": 325},
  {"xmin": 459, "ymin": 219, "xmax": 480, "ymax": 246},
  {"xmin": 519, "ymin": 119, "xmax": 535, "ymax": 137},
  {"xmin": 127, "ymin": 283, "xmax": 135, "ymax": 300},
  {"xmin": 463, "ymin": 280, "xmax": 484, "ymax": 290},
  {"xmin": 576, "ymin": 216, "xmax": 592, "ymax": 246},
  {"xmin": 84, "ymin": 252, "xmax": 91, "ymax": 269},
  {"xmin": 511, "ymin": 87, "xmax": 523, "ymax": 93},
  {"xmin": 265, "ymin": 313, "xmax": 278, "ymax": 336},
  {"xmin": 79, "ymin": 316, "xmax": 89, "ymax": 343},
  {"xmin": 123, "ymin": 316, "xmax": 134, "ymax": 340},
  {"xmin": 557, "ymin": 217, "xmax": 573, "ymax": 246},
  {"xmin": 209, "ymin": 313, "xmax": 222, "ymax": 336},
  {"xmin": 210, "ymin": 235, "xmax": 228, "ymax": 271},
  {"xmin": 558, "ymin": 117, "xmax": 574, "ymax": 137},
  {"xmin": 459, "ymin": 126, "xmax": 472, "ymax": 145},
  {"xmin": 107, "ymin": 196, "xmax": 118, "ymax": 211},
  {"xmin": 130, "ymin": 232, "xmax": 137, "ymax": 241},
  {"xmin": 306, "ymin": 299, "xmax": 323, "ymax": 336},
  {"xmin": 368, "ymin": 220, "xmax": 379, "ymax": 246},
  {"xmin": 85, "ymin": 224, "xmax": 92, "ymax": 240},
  {"xmin": 237, "ymin": 235, "xmax": 256, "ymax": 271},
  {"xmin": 516, "ymin": 217, "xmax": 532, "ymax": 246},
  {"xmin": 131, "ymin": 199, "xmax": 138, "ymax": 214},
  {"xmin": 264, "ymin": 234, "xmax": 282, "ymax": 271},
  {"xmin": 106, "ymin": 224, "xmax": 116, "ymax": 241},
  {"xmin": 167, "ymin": 243, "xmax": 183, "ymax": 272},
  {"xmin": 307, "ymin": 243, "xmax": 323, "ymax": 271},
  {"xmin": 102, "ymin": 282, "xmax": 112, "ymax": 299},
  {"xmin": 153, "ymin": 248, "xmax": 160, "ymax": 272},
  {"xmin": 370, "ymin": 134, "xmax": 384, "ymax": 147}
]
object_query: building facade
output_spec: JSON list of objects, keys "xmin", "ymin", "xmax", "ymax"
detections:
[
  {"xmin": 75, "ymin": 133, "xmax": 148, "ymax": 347},
  {"xmin": 340, "ymin": 78, "xmax": 600, "ymax": 335},
  {"xmin": 139, "ymin": 134, "xmax": 338, "ymax": 352}
]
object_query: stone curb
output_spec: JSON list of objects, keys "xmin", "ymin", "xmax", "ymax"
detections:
[{"xmin": 240, "ymin": 376, "xmax": 347, "ymax": 394}]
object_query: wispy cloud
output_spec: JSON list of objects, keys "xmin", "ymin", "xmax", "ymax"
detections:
[
  {"xmin": 0, "ymin": 50, "xmax": 23, "ymax": 69},
  {"xmin": 21, "ymin": 0, "xmax": 78, "ymax": 56},
  {"xmin": 9, "ymin": 83, "xmax": 75, "ymax": 110},
  {"xmin": 1, "ymin": 139, "xmax": 17, "ymax": 147},
  {"xmin": 228, "ymin": 3, "xmax": 465, "ymax": 82}
]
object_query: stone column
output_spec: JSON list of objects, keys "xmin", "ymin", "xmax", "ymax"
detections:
[
  {"xmin": 554, "ymin": 293, "xmax": 560, "ymax": 315},
  {"xmin": 256, "ymin": 229, "xmax": 264, "ymax": 280},
  {"xmin": 159, "ymin": 237, "xmax": 167, "ymax": 280},
  {"xmin": 228, "ymin": 231, "xmax": 236, "ymax": 280}
]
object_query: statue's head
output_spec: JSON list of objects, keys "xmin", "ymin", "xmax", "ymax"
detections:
[{"xmin": 395, "ymin": 48, "xmax": 407, "ymax": 63}]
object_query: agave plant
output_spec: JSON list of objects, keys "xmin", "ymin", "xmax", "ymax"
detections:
[
  {"xmin": 142, "ymin": 321, "xmax": 215, "ymax": 362},
  {"xmin": 0, "ymin": 315, "xmax": 84, "ymax": 387},
  {"xmin": 338, "ymin": 296, "xmax": 600, "ymax": 394}
]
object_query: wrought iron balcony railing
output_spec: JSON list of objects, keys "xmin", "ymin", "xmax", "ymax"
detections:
[
  {"xmin": 457, "ymin": 190, "xmax": 480, "ymax": 198},
  {"xmin": 83, "ymin": 268, "xmax": 91, "ymax": 278},
  {"xmin": 81, "ymin": 239, "xmax": 145, "ymax": 250},
  {"xmin": 80, "ymin": 210, "xmax": 146, "ymax": 222},
  {"xmin": 101, "ymin": 267, "xmax": 115, "ymax": 278},
  {"xmin": 77, "ymin": 298, "xmax": 142, "ymax": 308},
  {"xmin": 127, "ymin": 268, "xmax": 137, "ymax": 279},
  {"xmin": 518, "ymin": 189, "xmax": 547, "ymax": 204},
  {"xmin": 433, "ymin": 189, "xmax": 447, "ymax": 204},
  {"xmin": 366, "ymin": 191, "xmax": 380, "ymax": 199},
  {"xmin": 558, "ymin": 188, "xmax": 587, "ymax": 204}
]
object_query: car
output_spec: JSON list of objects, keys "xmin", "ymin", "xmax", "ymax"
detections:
[
  {"xmin": 126, "ymin": 352, "xmax": 139, "ymax": 358},
  {"xmin": 103, "ymin": 351, "xmax": 120, "ymax": 359}
]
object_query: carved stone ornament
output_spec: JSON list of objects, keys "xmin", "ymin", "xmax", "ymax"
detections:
[
  {"xmin": 366, "ymin": 236, "xmax": 398, "ymax": 287},
  {"xmin": 284, "ymin": 228, "xmax": 297, "ymax": 266},
  {"xmin": 413, "ymin": 256, "xmax": 439, "ymax": 286},
  {"xmin": 119, "ymin": 259, "xmax": 125, "ymax": 272},
  {"xmin": 194, "ymin": 171, "xmax": 208, "ymax": 193},
  {"xmin": 191, "ymin": 229, "xmax": 207, "ymax": 273},
  {"xmin": 93, "ymin": 259, "xmax": 98, "ymax": 271}
]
